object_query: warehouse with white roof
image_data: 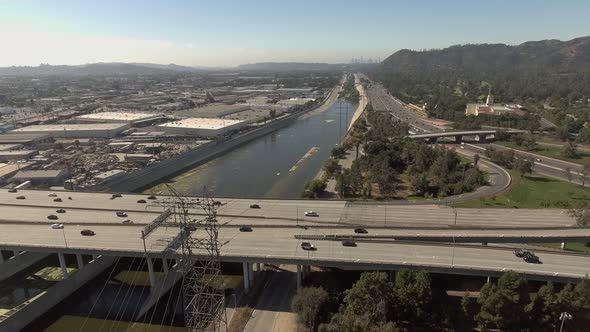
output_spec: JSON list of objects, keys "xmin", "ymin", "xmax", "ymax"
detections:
[
  {"xmin": 10, "ymin": 123, "xmax": 130, "ymax": 138},
  {"xmin": 156, "ymin": 118, "xmax": 245, "ymax": 137},
  {"xmin": 75, "ymin": 111, "xmax": 164, "ymax": 125}
]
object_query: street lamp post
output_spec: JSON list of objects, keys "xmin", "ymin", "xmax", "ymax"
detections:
[
  {"xmin": 62, "ymin": 227, "xmax": 68, "ymax": 248},
  {"xmin": 559, "ymin": 312, "xmax": 572, "ymax": 332}
]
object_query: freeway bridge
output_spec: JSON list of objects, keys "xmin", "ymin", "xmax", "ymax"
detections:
[
  {"xmin": 408, "ymin": 129, "xmax": 526, "ymax": 143},
  {"xmin": 0, "ymin": 188, "xmax": 589, "ymax": 331}
]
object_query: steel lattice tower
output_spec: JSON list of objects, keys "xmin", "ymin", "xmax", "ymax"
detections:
[{"xmin": 152, "ymin": 186, "xmax": 226, "ymax": 331}]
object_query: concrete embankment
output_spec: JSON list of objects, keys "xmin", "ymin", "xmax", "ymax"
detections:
[{"xmin": 100, "ymin": 81, "xmax": 344, "ymax": 193}]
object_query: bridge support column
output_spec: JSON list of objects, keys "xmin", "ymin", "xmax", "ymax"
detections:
[
  {"xmin": 76, "ymin": 254, "xmax": 84, "ymax": 269},
  {"xmin": 455, "ymin": 135, "xmax": 462, "ymax": 144},
  {"xmin": 92, "ymin": 254, "xmax": 98, "ymax": 262},
  {"xmin": 58, "ymin": 252, "xmax": 69, "ymax": 279},
  {"xmin": 162, "ymin": 258, "xmax": 169, "ymax": 274},
  {"xmin": 478, "ymin": 134, "xmax": 487, "ymax": 143},
  {"xmin": 248, "ymin": 262, "xmax": 254, "ymax": 282},
  {"xmin": 389, "ymin": 270, "xmax": 394, "ymax": 282},
  {"xmin": 243, "ymin": 262, "xmax": 250, "ymax": 294},
  {"xmin": 13, "ymin": 250, "xmax": 20, "ymax": 258},
  {"xmin": 296, "ymin": 265, "xmax": 302, "ymax": 290},
  {"xmin": 0, "ymin": 250, "xmax": 4, "ymax": 263},
  {"xmin": 146, "ymin": 257, "xmax": 156, "ymax": 288},
  {"xmin": 561, "ymin": 242, "xmax": 566, "ymax": 249}
]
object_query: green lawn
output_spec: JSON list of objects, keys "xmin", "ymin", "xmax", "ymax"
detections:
[
  {"xmin": 453, "ymin": 171, "xmax": 590, "ymax": 208},
  {"xmin": 496, "ymin": 141, "xmax": 590, "ymax": 165},
  {"xmin": 536, "ymin": 242, "xmax": 590, "ymax": 254}
]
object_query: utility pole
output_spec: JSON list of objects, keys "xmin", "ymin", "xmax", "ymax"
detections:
[{"xmin": 150, "ymin": 185, "xmax": 226, "ymax": 331}]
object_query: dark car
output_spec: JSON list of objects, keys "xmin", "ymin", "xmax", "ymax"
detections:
[
  {"xmin": 137, "ymin": 199, "xmax": 147, "ymax": 203},
  {"xmin": 239, "ymin": 225, "xmax": 253, "ymax": 232},
  {"xmin": 354, "ymin": 228, "xmax": 368, "ymax": 234},
  {"xmin": 53, "ymin": 198, "xmax": 62, "ymax": 202},
  {"xmin": 110, "ymin": 193, "xmax": 122, "ymax": 199},
  {"xmin": 213, "ymin": 200, "xmax": 222, "ymax": 206},
  {"xmin": 514, "ymin": 249, "xmax": 533, "ymax": 258},
  {"xmin": 147, "ymin": 195, "xmax": 157, "ymax": 200},
  {"xmin": 56, "ymin": 209, "xmax": 66, "ymax": 213},
  {"xmin": 16, "ymin": 195, "xmax": 26, "ymax": 200},
  {"xmin": 249, "ymin": 204, "xmax": 261, "ymax": 209},
  {"xmin": 8, "ymin": 188, "xmax": 17, "ymax": 193},
  {"xmin": 47, "ymin": 214, "xmax": 58, "ymax": 220},
  {"xmin": 184, "ymin": 225, "xmax": 197, "ymax": 232},
  {"xmin": 523, "ymin": 253, "xmax": 541, "ymax": 264},
  {"xmin": 301, "ymin": 242, "xmax": 316, "ymax": 251},
  {"xmin": 342, "ymin": 240, "xmax": 357, "ymax": 247},
  {"xmin": 81, "ymin": 229, "xmax": 95, "ymax": 236}
]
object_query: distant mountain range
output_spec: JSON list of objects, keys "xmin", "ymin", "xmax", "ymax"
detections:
[
  {"xmin": 0, "ymin": 61, "xmax": 352, "ymax": 76},
  {"xmin": 380, "ymin": 36, "xmax": 590, "ymax": 73}
]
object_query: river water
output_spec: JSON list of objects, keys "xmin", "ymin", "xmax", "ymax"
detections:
[{"xmin": 145, "ymin": 98, "xmax": 357, "ymax": 198}]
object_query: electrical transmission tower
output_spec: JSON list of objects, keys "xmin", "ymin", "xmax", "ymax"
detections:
[{"xmin": 150, "ymin": 185, "xmax": 226, "ymax": 331}]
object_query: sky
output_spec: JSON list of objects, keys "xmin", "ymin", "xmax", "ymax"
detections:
[{"xmin": 0, "ymin": 0, "xmax": 588, "ymax": 67}]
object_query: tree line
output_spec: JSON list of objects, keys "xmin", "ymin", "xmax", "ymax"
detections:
[
  {"xmin": 292, "ymin": 270, "xmax": 590, "ymax": 332},
  {"xmin": 329, "ymin": 110, "xmax": 485, "ymax": 199}
]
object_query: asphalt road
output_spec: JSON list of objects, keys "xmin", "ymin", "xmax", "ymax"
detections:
[
  {"xmin": 0, "ymin": 189, "xmax": 577, "ymax": 228},
  {"xmin": 463, "ymin": 143, "xmax": 585, "ymax": 185},
  {"xmin": 0, "ymin": 223, "xmax": 588, "ymax": 281}
]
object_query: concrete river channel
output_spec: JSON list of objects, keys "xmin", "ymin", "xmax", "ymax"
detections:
[
  {"xmin": 145, "ymin": 98, "xmax": 358, "ymax": 198},
  {"xmin": 16, "ymin": 98, "xmax": 358, "ymax": 331}
]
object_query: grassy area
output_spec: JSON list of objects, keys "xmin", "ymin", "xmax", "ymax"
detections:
[
  {"xmin": 536, "ymin": 242, "xmax": 590, "ymax": 253},
  {"xmin": 454, "ymin": 171, "xmax": 590, "ymax": 208},
  {"xmin": 46, "ymin": 315, "xmax": 187, "ymax": 332},
  {"xmin": 496, "ymin": 140, "xmax": 590, "ymax": 165},
  {"xmin": 34, "ymin": 266, "xmax": 78, "ymax": 282}
]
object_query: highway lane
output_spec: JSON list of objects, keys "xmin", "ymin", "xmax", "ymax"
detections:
[
  {"xmin": 0, "ymin": 189, "xmax": 577, "ymax": 228},
  {"xmin": 463, "ymin": 143, "xmax": 585, "ymax": 185},
  {"xmin": 0, "ymin": 224, "xmax": 589, "ymax": 281}
]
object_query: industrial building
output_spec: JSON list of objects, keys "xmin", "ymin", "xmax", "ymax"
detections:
[
  {"xmin": 12, "ymin": 169, "xmax": 68, "ymax": 186},
  {"xmin": 75, "ymin": 111, "xmax": 164, "ymax": 126},
  {"xmin": 465, "ymin": 93, "xmax": 527, "ymax": 117},
  {"xmin": 0, "ymin": 150, "xmax": 38, "ymax": 162},
  {"xmin": 10, "ymin": 123, "xmax": 130, "ymax": 138},
  {"xmin": 156, "ymin": 118, "xmax": 245, "ymax": 137}
]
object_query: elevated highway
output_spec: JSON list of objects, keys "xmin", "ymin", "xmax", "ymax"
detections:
[{"xmin": 408, "ymin": 129, "xmax": 526, "ymax": 143}]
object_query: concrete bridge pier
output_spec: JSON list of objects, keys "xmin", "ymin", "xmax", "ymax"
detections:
[
  {"xmin": 162, "ymin": 257, "xmax": 169, "ymax": 273},
  {"xmin": 76, "ymin": 254, "xmax": 84, "ymax": 269},
  {"xmin": 58, "ymin": 252, "xmax": 69, "ymax": 279},
  {"xmin": 478, "ymin": 134, "xmax": 487, "ymax": 143},
  {"xmin": 561, "ymin": 242, "xmax": 566, "ymax": 249},
  {"xmin": 243, "ymin": 262, "xmax": 253, "ymax": 294},
  {"xmin": 296, "ymin": 265, "xmax": 302, "ymax": 290},
  {"xmin": 0, "ymin": 250, "xmax": 4, "ymax": 263},
  {"xmin": 146, "ymin": 257, "xmax": 156, "ymax": 288}
]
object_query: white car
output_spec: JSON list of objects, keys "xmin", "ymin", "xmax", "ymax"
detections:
[
  {"xmin": 48, "ymin": 193, "xmax": 58, "ymax": 197},
  {"xmin": 304, "ymin": 211, "xmax": 319, "ymax": 217},
  {"xmin": 51, "ymin": 223, "xmax": 64, "ymax": 229}
]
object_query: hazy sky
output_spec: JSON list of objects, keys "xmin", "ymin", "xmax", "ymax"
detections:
[{"xmin": 1, "ymin": 0, "xmax": 588, "ymax": 67}]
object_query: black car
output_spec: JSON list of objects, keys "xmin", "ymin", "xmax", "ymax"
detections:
[
  {"xmin": 53, "ymin": 198, "xmax": 62, "ymax": 202},
  {"xmin": 239, "ymin": 225, "xmax": 253, "ymax": 232},
  {"xmin": 184, "ymin": 225, "xmax": 197, "ymax": 232},
  {"xmin": 81, "ymin": 229, "xmax": 95, "ymax": 236},
  {"xmin": 16, "ymin": 195, "xmax": 26, "ymax": 200},
  {"xmin": 56, "ymin": 209, "xmax": 66, "ymax": 213},
  {"xmin": 354, "ymin": 228, "xmax": 368, "ymax": 234},
  {"xmin": 147, "ymin": 195, "xmax": 157, "ymax": 200},
  {"xmin": 110, "ymin": 193, "xmax": 122, "ymax": 199},
  {"xmin": 213, "ymin": 201, "xmax": 222, "ymax": 206},
  {"xmin": 47, "ymin": 214, "xmax": 58, "ymax": 220},
  {"xmin": 8, "ymin": 188, "xmax": 17, "ymax": 193},
  {"xmin": 523, "ymin": 253, "xmax": 541, "ymax": 264},
  {"xmin": 342, "ymin": 240, "xmax": 357, "ymax": 247},
  {"xmin": 249, "ymin": 204, "xmax": 261, "ymax": 209},
  {"xmin": 301, "ymin": 242, "xmax": 316, "ymax": 251},
  {"xmin": 137, "ymin": 199, "xmax": 147, "ymax": 203}
]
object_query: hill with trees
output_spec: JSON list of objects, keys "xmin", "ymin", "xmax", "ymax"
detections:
[{"xmin": 370, "ymin": 36, "xmax": 590, "ymax": 125}]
